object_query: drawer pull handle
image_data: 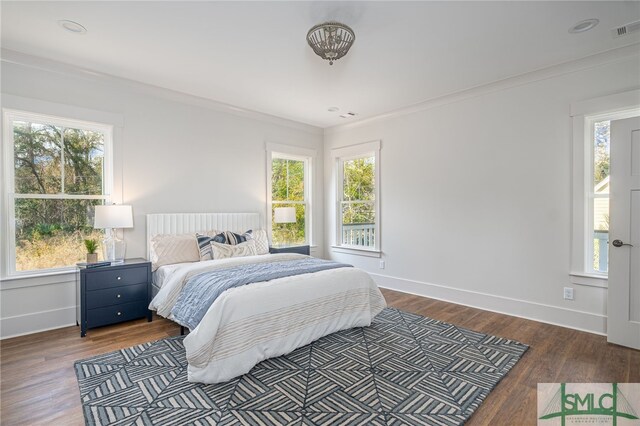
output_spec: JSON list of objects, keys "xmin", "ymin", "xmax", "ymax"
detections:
[
  {"xmin": 117, "ymin": 312, "xmax": 122, "ymax": 316},
  {"xmin": 117, "ymin": 276, "xmax": 121, "ymax": 280},
  {"xmin": 116, "ymin": 294, "xmax": 121, "ymax": 298}
]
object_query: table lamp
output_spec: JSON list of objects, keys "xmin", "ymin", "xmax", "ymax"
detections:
[
  {"xmin": 94, "ymin": 204, "xmax": 133, "ymax": 263},
  {"xmin": 274, "ymin": 207, "xmax": 296, "ymax": 247}
]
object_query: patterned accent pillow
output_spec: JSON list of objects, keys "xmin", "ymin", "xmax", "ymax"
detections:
[
  {"xmin": 211, "ymin": 231, "xmax": 248, "ymax": 245},
  {"xmin": 196, "ymin": 233, "xmax": 222, "ymax": 261},
  {"xmin": 149, "ymin": 233, "xmax": 200, "ymax": 271},
  {"xmin": 244, "ymin": 229, "xmax": 269, "ymax": 255},
  {"xmin": 210, "ymin": 240, "xmax": 257, "ymax": 259}
]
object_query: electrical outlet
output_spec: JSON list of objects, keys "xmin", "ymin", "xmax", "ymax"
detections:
[
  {"xmin": 563, "ymin": 287, "xmax": 574, "ymax": 300},
  {"xmin": 379, "ymin": 260, "xmax": 385, "ymax": 269}
]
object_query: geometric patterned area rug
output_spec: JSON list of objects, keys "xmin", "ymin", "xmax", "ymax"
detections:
[{"xmin": 74, "ymin": 308, "xmax": 528, "ymax": 425}]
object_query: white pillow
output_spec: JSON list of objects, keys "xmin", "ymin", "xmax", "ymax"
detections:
[
  {"xmin": 149, "ymin": 233, "xmax": 200, "ymax": 271},
  {"xmin": 210, "ymin": 240, "xmax": 257, "ymax": 260},
  {"xmin": 246, "ymin": 229, "xmax": 269, "ymax": 255}
]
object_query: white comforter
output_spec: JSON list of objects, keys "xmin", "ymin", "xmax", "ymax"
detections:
[{"xmin": 149, "ymin": 254, "xmax": 386, "ymax": 384}]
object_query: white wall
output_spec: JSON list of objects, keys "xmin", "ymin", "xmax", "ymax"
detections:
[
  {"xmin": 2, "ymin": 48, "xmax": 638, "ymax": 339},
  {"xmin": 0, "ymin": 54, "xmax": 324, "ymax": 338},
  {"xmin": 324, "ymin": 51, "xmax": 640, "ymax": 335}
]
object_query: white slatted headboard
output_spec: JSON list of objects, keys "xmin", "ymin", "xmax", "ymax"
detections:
[{"xmin": 146, "ymin": 213, "xmax": 261, "ymax": 259}]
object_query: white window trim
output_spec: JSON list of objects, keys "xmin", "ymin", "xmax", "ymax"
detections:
[
  {"xmin": 265, "ymin": 142, "xmax": 316, "ymax": 246},
  {"xmin": 331, "ymin": 140, "xmax": 381, "ymax": 256},
  {"xmin": 569, "ymin": 90, "xmax": 640, "ymax": 287},
  {"xmin": 2, "ymin": 109, "xmax": 114, "ymax": 278}
]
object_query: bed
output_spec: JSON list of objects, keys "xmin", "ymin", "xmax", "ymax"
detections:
[{"xmin": 146, "ymin": 213, "xmax": 386, "ymax": 384}]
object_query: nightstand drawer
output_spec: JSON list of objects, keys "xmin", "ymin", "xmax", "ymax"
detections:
[
  {"xmin": 85, "ymin": 266, "xmax": 148, "ymax": 291},
  {"xmin": 86, "ymin": 300, "xmax": 149, "ymax": 329},
  {"xmin": 86, "ymin": 283, "xmax": 148, "ymax": 309}
]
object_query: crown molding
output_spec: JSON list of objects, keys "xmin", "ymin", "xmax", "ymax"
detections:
[
  {"xmin": 324, "ymin": 42, "xmax": 640, "ymax": 135},
  {"xmin": 0, "ymin": 48, "xmax": 323, "ymax": 136},
  {"xmin": 3, "ymin": 43, "xmax": 638, "ymax": 137}
]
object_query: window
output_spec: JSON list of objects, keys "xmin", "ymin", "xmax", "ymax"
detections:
[
  {"xmin": 3, "ymin": 110, "xmax": 112, "ymax": 275},
  {"xmin": 582, "ymin": 113, "xmax": 637, "ymax": 277},
  {"xmin": 267, "ymin": 144, "xmax": 314, "ymax": 246},
  {"xmin": 332, "ymin": 141, "xmax": 380, "ymax": 253},
  {"xmin": 589, "ymin": 119, "xmax": 610, "ymax": 274},
  {"xmin": 570, "ymin": 90, "xmax": 639, "ymax": 285}
]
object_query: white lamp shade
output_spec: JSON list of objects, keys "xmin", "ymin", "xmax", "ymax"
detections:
[
  {"xmin": 94, "ymin": 205, "xmax": 133, "ymax": 229},
  {"xmin": 274, "ymin": 207, "xmax": 296, "ymax": 224}
]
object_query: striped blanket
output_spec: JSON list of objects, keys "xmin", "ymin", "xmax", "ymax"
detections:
[{"xmin": 172, "ymin": 258, "xmax": 351, "ymax": 330}]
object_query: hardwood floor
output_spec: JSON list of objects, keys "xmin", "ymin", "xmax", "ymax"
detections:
[{"xmin": 1, "ymin": 288, "xmax": 638, "ymax": 425}]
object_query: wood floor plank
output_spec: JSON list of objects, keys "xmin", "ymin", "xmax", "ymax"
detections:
[{"xmin": 1, "ymin": 289, "xmax": 638, "ymax": 425}]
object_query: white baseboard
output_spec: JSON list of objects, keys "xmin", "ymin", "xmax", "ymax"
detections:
[
  {"xmin": 0, "ymin": 275, "xmax": 607, "ymax": 338},
  {"xmin": 371, "ymin": 273, "xmax": 607, "ymax": 336},
  {"xmin": 0, "ymin": 306, "xmax": 76, "ymax": 339}
]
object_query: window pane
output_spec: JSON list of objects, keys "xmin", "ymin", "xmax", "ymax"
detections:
[
  {"xmin": 341, "ymin": 202, "xmax": 375, "ymax": 247},
  {"xmin": 594, "ymin": 120, "xmax": 610, "ymax": 186},
  {"xmin": 343, "ymin": 156, "xmax": 375, "ymax": 201},
  {"xmin": 592, "ymin": 120, "xmax": 610, "ymax": 273},
  {"xmin": 593, "ymin": 197, "xmax": 609, "ymax": 273},
  {"xmin": 272, "ymin": 158, "xmax": 305, "ymax": 202},
  {"xmin": 64, "ymin": 128, "xmax": 105, "ymax": 195},
  {"xmin": 13, "ymin": 121, "xmax": 62, "ymax": 194},
  {"xmin": 271, "ymin": 203, "xmax": 305, "ymax": 246},
  {"xmin": 15, "ymin": 198, "xmax": 104, "ymax": 271}
]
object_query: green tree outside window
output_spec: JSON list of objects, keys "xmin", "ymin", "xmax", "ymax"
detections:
[
  {"xmin": 271, "ymin": 157, "xmax": 307, "ymax": 245},
  {"xmin": 11, "ymin": 118, "xmax": 107, "ymax": 272}
]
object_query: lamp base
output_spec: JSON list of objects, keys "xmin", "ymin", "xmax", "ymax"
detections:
[{"xmin": 102, "ymin": 230, "xmax": 126, "ymax": 263}]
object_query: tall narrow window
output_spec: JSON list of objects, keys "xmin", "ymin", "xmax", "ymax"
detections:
[
  {"xmin": 585, "ymin": 112, "xmax": 636, "ymax": 275},
  {"xmin": 340, "ymin": 156, "xmax": 376, "ymax": 247},
  {"xmin": 270, "ymin": 153, "xmax": 310, "ymax": 246},
  {"xmin": 333, "ymin": 141, "xmax": 380, "ymax": 252},
  {"xmin": 4, "ymin": 111, "xmax": 112, "ymax": 275},
  {"xmin": 570, "ymin": 91, "xmax": 639, "ymax": 284},
  {"xmin": 590, "ymin": 120, "xmax": 610, "ymax": 273}
]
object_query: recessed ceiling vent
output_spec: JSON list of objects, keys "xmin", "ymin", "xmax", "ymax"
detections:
[{"xmin": 611, "ymin": 20, "xmax": 640, "ymax": 38}]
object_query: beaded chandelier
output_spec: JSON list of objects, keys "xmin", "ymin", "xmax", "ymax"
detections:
[{"xmin": 306, "ymin": 22, "xmax": 355, "ymax": 65}]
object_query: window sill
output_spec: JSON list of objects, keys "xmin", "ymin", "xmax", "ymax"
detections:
[
  {"xmin": 331, "ymin": 245, "xmax": 382, "ymax": 258},
  {"xmin": 569, "ymin": 272, "xmax": 608, "ymax": 288},
  {"xmin": 1, "ymin": 268, "xmax": 77, "ymax": 290}
]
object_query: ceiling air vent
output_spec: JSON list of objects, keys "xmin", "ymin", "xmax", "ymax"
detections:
[{"xmin": 611, "ymin": 20, "xmax": 640, "ymax": 38}]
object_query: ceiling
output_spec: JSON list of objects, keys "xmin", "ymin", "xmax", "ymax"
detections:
[{"xmin": 2, "ymin": 1, "xmax": 639, "ymax": 128}]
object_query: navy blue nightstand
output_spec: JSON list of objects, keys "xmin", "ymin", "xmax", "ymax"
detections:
[
  {"xmin": 77, "ymin": 258, "xmax": 152, "ymax": 337},
  {"xmin": 269, "ymin": 245, "xmax": 311, "ymax": 255}
]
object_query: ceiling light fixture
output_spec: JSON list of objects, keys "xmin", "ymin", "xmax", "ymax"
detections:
[
  {"xmin": 307, "ymin": 22, "xmax": 355, "ymax": 65},
  {"xmin": 569, "ymin": 18, "xmax": 599, "ymax": 34},
  {"xmin": 58, "ymin": 20, "xmax": 87, "ymax": 34},
  {"xmin": 327, "ymin": 107, "xmax": 340, "ymax": 112},
  {"xmin": 340, "ymin": 112, "xmax": 357, "ymax": 119}
]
